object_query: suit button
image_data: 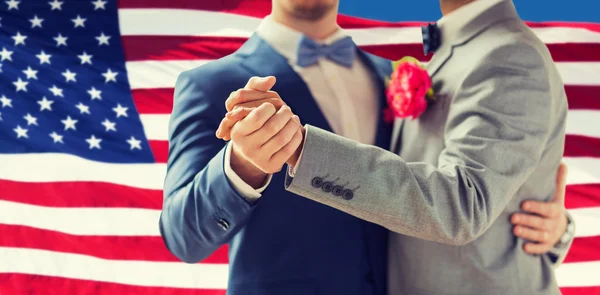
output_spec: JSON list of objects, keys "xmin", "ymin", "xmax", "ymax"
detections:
[
  {"xmin": 311, "ymin": 177, "xmax": 323, "ymax": 188},
  {"xmin": 217, "ymin": 219, "xmax": 230, "ymax": 231},
  {"xmin": 322, "ymin": 182, "xmax": 333, "ymax": 193},
  {"xmin": 332, "ymin": 185, "xmax": 344, "ymax": 196},
  {"xmin": 342, "ymin": 189, "xmax": 354, "ymax": 200}
]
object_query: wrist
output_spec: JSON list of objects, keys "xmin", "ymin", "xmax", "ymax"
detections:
[
  {"xmin": 286, "ymin": 126, "xmax": 305, "ymax": 167},
  {"xmin": 230, "ymin": 144, "xmax": 268, "ymax": 189}
]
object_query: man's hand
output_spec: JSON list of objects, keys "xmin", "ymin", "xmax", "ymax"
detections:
[
  {"xmin": 511, "ymin": 163, "xmax": 569, "ymax": 254},
  {"xmin": 229, "ymin": 103, "xmax": 304, "ymax": 174}
]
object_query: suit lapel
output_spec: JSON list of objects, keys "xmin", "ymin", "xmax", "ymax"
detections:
[{"xmin": 239, "ymin": 34, "xmax": 333, "ymax": 132}]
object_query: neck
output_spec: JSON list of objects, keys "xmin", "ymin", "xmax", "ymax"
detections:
[
  {"xmin": 271, "ymin": 7, "xmax": 339, "ymax": 40},
  {"xmin": 440, "ymin": 0, "xmax": 476, "ymax": 15}
]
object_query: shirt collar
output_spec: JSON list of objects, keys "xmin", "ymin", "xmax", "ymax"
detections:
[
  {"xmin": 255, "ymin": 16, "xmax": 348, "ymax": 64},
  {"xmin": 436, "ymin": 0, "xmax": 507, "ymax": 45}
]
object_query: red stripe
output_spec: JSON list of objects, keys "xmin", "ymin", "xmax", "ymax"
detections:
[
  {"xmin": 566, "ymin": 184, "xmax": 600, "ymax": 210},
  {"xmin": 0, "ymin": 224, "xmax": 228, "ymax": 263},
  {"xmin": 0, "ymin": 180, "xmax": 162, "ymax": 209},
  {"xmin": 149, "ymin": 140, "xmax": 169, "ymax": 163},
  {"xmin": 565, "ymin": 135, "xmax": 600, "ymax": 158},
  {"xmin": 561, "ymin": 287, "xmax": 600, "ymax": 295},
  {"xmin": 563, "ymin": 236, "xmax": 600, "ymax": 263},
  {"xmin": 122, "ymin": 35, "xmax": 600, "ymax": 62},
  {"xmin": 0, "ymin": 274, "xmax": 226, "ymax": 295},
  {"xmin": 132, "ymin": 88, "xmax": 174, "ymax": 114},
  {"xmin": 565, "ymin": 85, "xmax": 600, "ymax": 110},
  {"xmin": 117, "ymin": 0, "xmax": 600, "ymax": 32}
]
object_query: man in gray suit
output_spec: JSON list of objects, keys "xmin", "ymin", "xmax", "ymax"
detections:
[{"xmin": 218, "ymin": 0, "xmax": 574, "ymax": 293}]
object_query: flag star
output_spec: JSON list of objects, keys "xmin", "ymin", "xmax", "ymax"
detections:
[
  {"xmin": 48, "ymin": 0, "xmax": 63, "ymax": 10},
  {"xmin": 112, "ymin": 104, "xmax": 128, "ymax": 118},
  {"xmin": 0, "ymin": 47, "xmax": 13, "ymax": 61},
  {"xmin": 6, "ymin": 0, "xmax": 19, "ymax": 10},
  {"xmin": 49, "ymin": 85, "xmax": 64, "ymax": 97},
  {"xmin": 62, "ymin": 69, "xmax": 77, "ymax": 82},
  {"xmin": 13, "ymin": 78, "xmax": 28, "ymax": 92},
  {"xmin": 95, "ymin": 32, "xmax": 111, "ymax": 46},
  {"xmin": 102, "ymin": 68, "xmax": 118, "ymax": 83},
  {"xmin": 49, "ymin": 132, "xmax": 63, "ymax": 143},
  {"xmin": 61, "ymin": 116, "xmax": 77, "ymax": 131},
  {"xmin": 12, "ymin": 32, "xmax": 27, "ymax": 46},
  {"xmin": 30, "ymin": 15, "xmax": 44, "ymax": 28},
  {"xmin": 71, "ymin": 15, "xmax": 86, "ymax": 28},
  {"xmin": 24, "ymin": 113, "xmax": 38, "ymax": 126},
  {"xmin": 0, "ymin": 112, "xmax": 2, "ymax": 121},
  {"xmin": 36, "ymin": 51, "xmax": 52, "ymax": 64},
  {"xmin": 14, "ymin": 125, "xmax": 28, "ymax": 138},
  {"xmin": 0, "ymin": 95, "xmax": 12, "ymax": 108},
  {"xmin": 75, "ymin": 102, "xmax": 90, "ymax": 114},
  {"xmin": 86, "ymin": 135, "xmax": 102, "ymax": 149},
  {"xmin": 87, "ymin": 87, "xmax": 102, "ymax": 100},
  {"xmin": 38, "ymin": 97, "xmax": 54, "ymax": 111},
  {"xmin": 23, "ymin": 67, "xmax": 38, "ymax": 79},
  {"xmin": 0, "ymin": 63, "xmax": 2, "ymax": 72},
  {"xmin": 77, "ymin": 52, "xmax": 93, "ymax": 65},
  {"xmin": 54, "ymin": 33, "xmax": 68, "ymax": 47},
  {"xmin": 127, "ymin": 136, "xmax": 142, "ymax": 150},
  {"xmin": 101, "ymin": 119, "xmax": 116, "ymax": 132},
  {"xmin": 91, "ymin": 0, "xmax": 107, "ymax": 10}
]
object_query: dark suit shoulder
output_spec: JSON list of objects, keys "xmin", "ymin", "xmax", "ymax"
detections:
[{"xmin": 362, "ymin": 51, "xmax": 393, "ymax": 76}]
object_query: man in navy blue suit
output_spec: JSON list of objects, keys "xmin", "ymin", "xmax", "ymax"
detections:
[{"xmin": 159, "ymin": 0, "xmax": 571, "ymax": 294}]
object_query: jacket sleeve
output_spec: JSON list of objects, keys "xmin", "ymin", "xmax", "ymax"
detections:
[
  {"xmin": 285, "ymin": 44, "xmax": 565, "ymax": 246},
  {"xmin": 159, "ymin": 70, "xmax": 257, "ymax": 263}
]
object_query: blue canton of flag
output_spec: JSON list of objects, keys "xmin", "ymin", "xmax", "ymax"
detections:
[{"xmin": 0, "ymin": 0, "xmax": 155, "ymax": 163}]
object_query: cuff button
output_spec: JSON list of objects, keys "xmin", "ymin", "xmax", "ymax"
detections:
[
  {"xmin": 322, "ymin": 181, "xmax": 333, "ymax": 193},
  {"xmin": 332, "ymin": 185, "xmax": 344, "ymax": 196},
  {"xmin": 342, "ymin": 189, "xmax": 354, "ymax": 200},
  {"xmin": 311, "ymin": 177, "xmax": 324, "ymax": 188}
]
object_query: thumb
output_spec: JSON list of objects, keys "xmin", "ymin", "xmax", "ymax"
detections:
[
  {"xmin": 245, "ymin": 76, "xmax": 276, "ymax": 92},
  {"xmin": 552, "ymin": 162, "xmax": 568, "ymax": 203}
]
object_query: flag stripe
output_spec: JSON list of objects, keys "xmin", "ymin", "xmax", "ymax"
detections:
[
  {"xmin": 561, "ymin": 287, "xmax": 600, "ymax": 295},
  {"xmin": 137, "ymin": 110, "xmax": 600, "ymax": 141},
  {"xmin": 564, "ymin": 236, "xmax": 600, "ymax": 263},
  {"xmin": 566, "ymin": 184, "xmax": 600, "ymax": 209},
  {"xmin": 555, "ymin": 260, "xmax": 600, "ymax": 287},
  {"xmin": 130, "ymin": 85, "xmax": 599, "ymax": 117},
  {"xmin": 0, "ymin": 247, "xmax": 229, "ymax": 289},
  {"xmin": 126, "ymin": 60, "xmax": 600, "ymax": 89},
  {"xmin": 2, "ymin": 154, "xmax": 598, "ymax": 187},
  {"xmin": 0, "ymin": 224, "xmax": 228, "ymax": 263},
  {"xmin": 121, "ymin": 35, "xmax": 600, "ymax": 62},
  {"xmin": 0, "ymin": 274, "xmax": 226, "ymax": 295},
  {"xmin": 565, "ymin": 135, "xmax": 600, "ymax": 158},
  {"xmin": 0, "ymin": 179, "xmax": 162, "ymax": 209}
]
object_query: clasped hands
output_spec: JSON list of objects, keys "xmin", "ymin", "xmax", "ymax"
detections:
[{"xmin": 216, "ymin": 76, "xmax": 304, "ymax": 180}]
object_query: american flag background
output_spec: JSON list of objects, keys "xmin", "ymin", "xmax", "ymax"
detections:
[{"xmin": 0, "ymin": 0, "xmax": 598, "ymax": 294}]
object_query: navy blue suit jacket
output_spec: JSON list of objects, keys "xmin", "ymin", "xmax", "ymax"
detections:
[{"xmin": 159, "ymin": 34, "xmax": 393, "ymax": 295}]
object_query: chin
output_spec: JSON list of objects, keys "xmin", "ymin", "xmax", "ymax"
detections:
[{"xmin": 282, "ymin": 0, "xmax": 337, "ymax": 21}]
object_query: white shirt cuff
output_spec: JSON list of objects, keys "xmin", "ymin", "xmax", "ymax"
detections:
[{"xmin": 224, "ymin": 143, "xmax": 271, "ymax": 202}]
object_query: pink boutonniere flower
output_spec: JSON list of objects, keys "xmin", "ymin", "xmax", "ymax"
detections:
[{"xmin": 383, "ymin": 56, "xmax": 435, "ymax": 123}]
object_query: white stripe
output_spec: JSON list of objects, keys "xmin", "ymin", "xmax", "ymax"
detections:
[
  {"xmin": 118, "ymin": 9, "xmax": 600, "ymax": 44},
  {"xmin": 0, "ymin": 200, "xmax": 160, "ymax": 236},
  {"xmin": 555, "ymin": 260, "xmax": 600, "ymax": 287},
  {"xmin": 569, "ymin": 207, "xmax": 600, "ymax": 238},
  {"xmin": 127, "ymin": 60, "xmax": 600, "ymax": 89},
  {"xmin": 0, "ymin": 153, "xmax": 166, "ymax": 190},
  {"xmin": 563, "ymin": 157, "xmax": 600, "ymax": 186},
  {"xmin": 0, "ymin": 247, "xmax": 228, "ymax": 289},
  {"xmin": 567, "ymin": 110, "xmax": 600, "ymax": 139},
  {"xmin": 126, "ymin": 60, "xmax": 210, "ymax": 90},
  {"xmin": 140, "ymin": 109, "xmax": 600, "ymax": 142},
  {"xmin": 2, "ymin": 198, "xmax": 597, "ymax": 238},
  {"xmin": 0, "ymin": 246, "xmax": 595, "ymax": 289}
]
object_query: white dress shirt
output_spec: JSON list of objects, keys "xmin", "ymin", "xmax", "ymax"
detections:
[{"xmin": 224, "ymin": 16, "xmax": 381, "ymax": 201}]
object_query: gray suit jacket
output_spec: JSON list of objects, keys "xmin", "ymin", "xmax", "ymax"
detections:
[{"xmin": 285, "ymin": 1, "xmax": 569, "ymax": 294}]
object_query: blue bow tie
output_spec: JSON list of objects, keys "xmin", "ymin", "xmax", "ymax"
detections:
[
  {"xmin": 422, "ymin": 23, "xmax": 441, "ymax": 55},
  {"xmin": 297, "ymin": 35, "xmax": 356, "ymax": 68}
]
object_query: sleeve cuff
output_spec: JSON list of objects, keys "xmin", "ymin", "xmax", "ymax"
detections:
[
  {"xmin": 288, "ymin": 125, "xmax": 308, "ymax": 177},
  {"xmin": 224, "ymin": 142, "xmax": 271, "ymax": 203}
]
